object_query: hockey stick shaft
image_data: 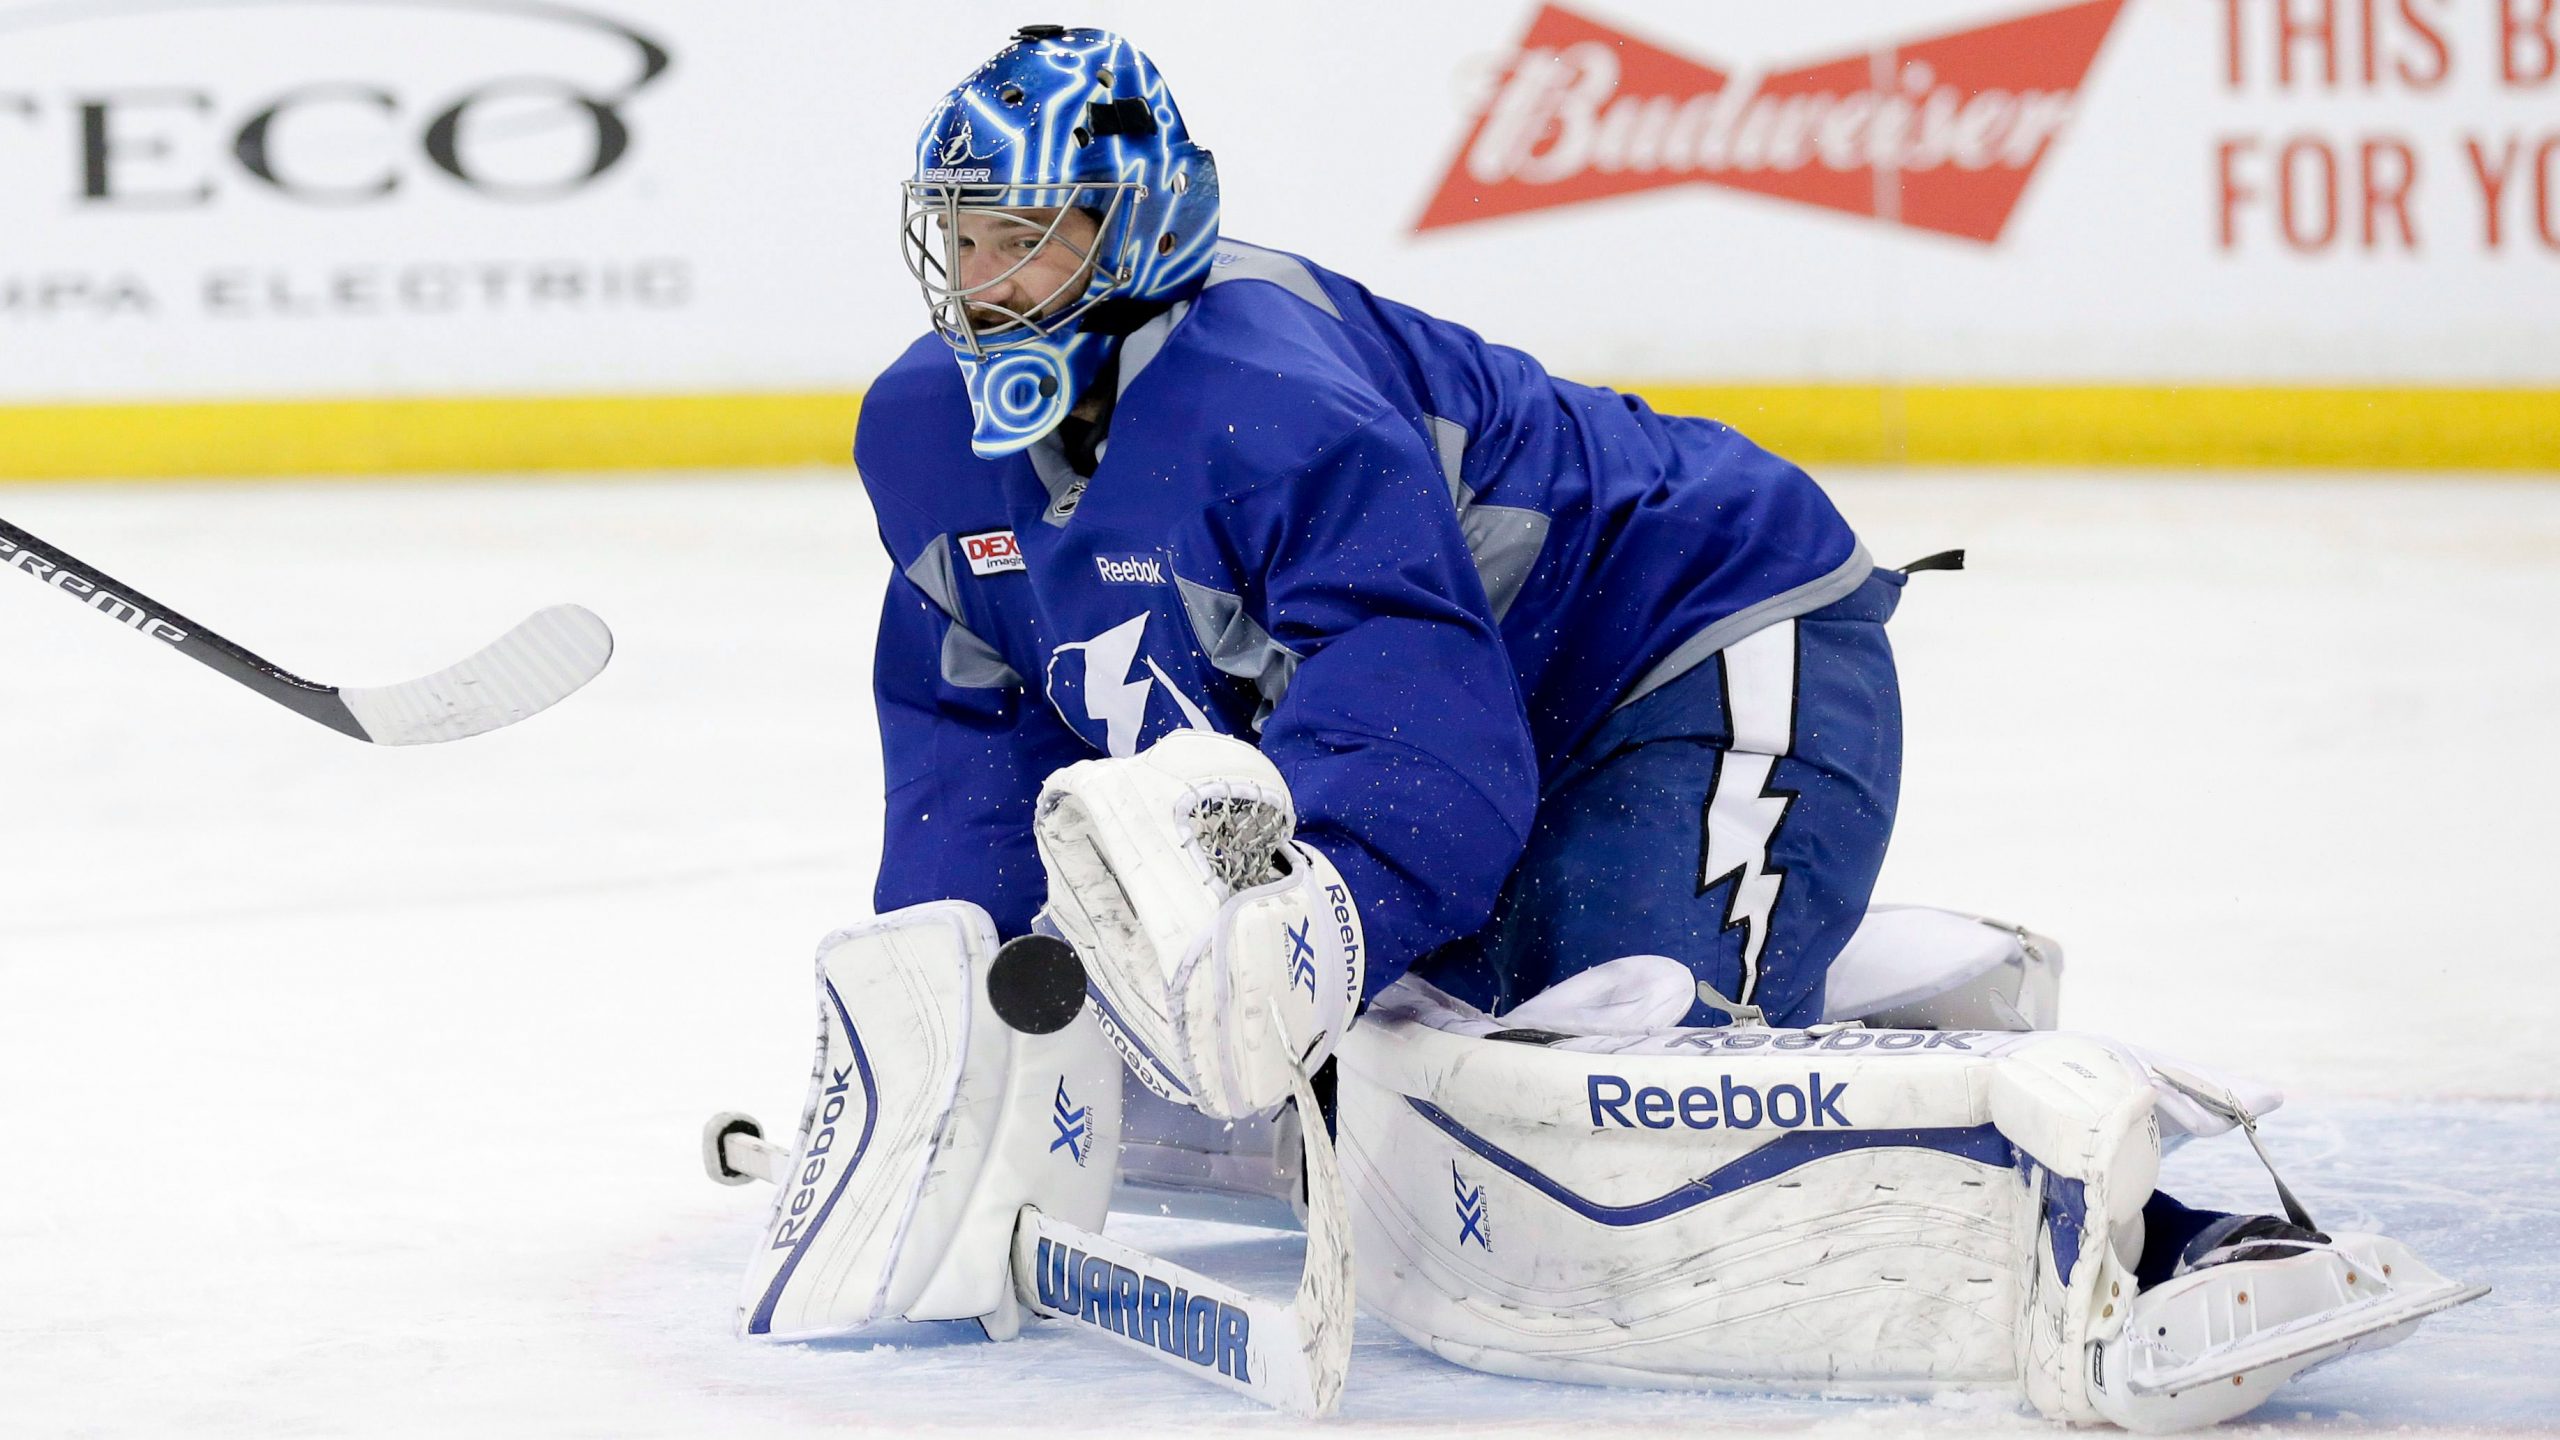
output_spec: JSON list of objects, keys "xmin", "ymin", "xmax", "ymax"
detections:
[
  {"xmin": 1, "ymin": 517, "xmax": 612, "ymax": 745},
  {"xmin": 710, "ymin": 1124, "xmax": 792, "ymax": 1185},
  {"xmin": 1, "ymin": 516, "xmax": 368, "ymax": 738}
]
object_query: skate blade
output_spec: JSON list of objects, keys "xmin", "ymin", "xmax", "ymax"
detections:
[{"xmin": 2123, "ymin": 1275, "xmax": 2488, "ymax": 1396}]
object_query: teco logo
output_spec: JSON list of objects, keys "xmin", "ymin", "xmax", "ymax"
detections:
[
  {"xmin": 0, "ymin": 0, "xmax": 670, "ymax": 207},
  {"xmin": 1419, "ymin": 0, "xmax": 2126, "ymax": 243}
]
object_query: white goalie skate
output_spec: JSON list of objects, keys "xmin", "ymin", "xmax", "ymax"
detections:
[
  {"xmin": 2093, "ymin": 1231, "xmax": 2484, "ymax": 1432},
  {"xmin": 2079, "ymin": 1066, "xmax": 2489, "ymax": 1431}
]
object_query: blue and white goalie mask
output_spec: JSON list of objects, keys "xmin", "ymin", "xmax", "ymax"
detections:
[{"xmin": 901, "ymin": 27, "xmax": 1221, "ymax": 458}]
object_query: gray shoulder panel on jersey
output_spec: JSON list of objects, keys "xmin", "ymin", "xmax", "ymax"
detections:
[
  {"xmin": 1459, "ymin": 504, "xmax": 1551, "ymax": 624},
  {"xmin": 905, "ymin": 536, "xmax": 1025, "ymax": 690},
  {"xmin": 1614, "ymin": 543, "xmax": 1876, "ymax": 709},
  {"xmin": 1426, "ymin": 414, "xmax": 1469, "ymax": 508},
  {"xmin": 1202, "ymin": 241, "xmax": 1342, "ymax": 319},
  {"xmin": 942, "ymin": 623, "xmax": 1025, "ymax": 690},
  {"xmin": 1115, "ymin": 299, "xmax": 1192, "ymax": 398},
  {"xmin": 1174, "ymin": 574, "xmax": 1301, "ymax": 730},
  {"xmin": 1423, "ymin": 413, "xmax": 1545, "ymax": 624},
  {"xmin": 904, "ymin": 535, "xmax": 963, "ymax": 614}
]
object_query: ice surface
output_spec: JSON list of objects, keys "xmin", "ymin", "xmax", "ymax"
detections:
[{"xmin": 1, "ymin": 472, "xmax": 2553, "ymax": 1437}]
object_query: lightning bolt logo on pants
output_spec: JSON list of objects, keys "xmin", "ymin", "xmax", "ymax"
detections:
[{"xmin": 1697, "ymin": 620, "xmax": 1800, "ymax": 1004}]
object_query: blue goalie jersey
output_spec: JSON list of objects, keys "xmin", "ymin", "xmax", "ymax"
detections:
[{"xmin": 857, "ymin": 241, "xmax": 1869, "ymax": 995}]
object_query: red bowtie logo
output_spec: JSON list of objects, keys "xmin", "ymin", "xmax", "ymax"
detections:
[{"xmin": 1417, "ymin": 0, "xmax": 2127, "ymax": 243}]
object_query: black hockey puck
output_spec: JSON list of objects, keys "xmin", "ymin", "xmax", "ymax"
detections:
[{"xmin": 987, "ymin": 933, "xmax": 1088, "ymax": 1035}]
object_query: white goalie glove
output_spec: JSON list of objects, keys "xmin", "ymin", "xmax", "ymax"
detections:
[{"xmin": 1034, "ymin": 730, "xmax": 1365, "ymax": 1120}]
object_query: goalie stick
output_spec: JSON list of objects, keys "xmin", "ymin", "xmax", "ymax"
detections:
[
  {"xmin": 1, "ymin": 517, "xmax": 611, "ymax": 745},
  {"xmin": 704, "ymin": 937, "xmax": 1354, "ymax": 1418}
]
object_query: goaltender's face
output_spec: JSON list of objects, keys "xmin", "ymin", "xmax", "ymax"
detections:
[{"xmin": 948, "ymin": 205, "xmax": 1102, "ymax": 334}]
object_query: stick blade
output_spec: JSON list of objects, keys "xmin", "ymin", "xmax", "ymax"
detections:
[
  {"xmin": 1285, "ymin": 1047, "xmax": 1355, "ymax": 1417},
  {"xmin": 337, "ymin": 604, "xmax": 614, "ymax": 746}
]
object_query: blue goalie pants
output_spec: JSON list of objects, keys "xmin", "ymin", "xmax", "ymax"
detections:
[{"xmin": 1415, "ymin": 567, "xmax": 1905, "ymax": 1028}]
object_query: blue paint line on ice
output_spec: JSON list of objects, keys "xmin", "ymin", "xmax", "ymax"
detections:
[
  {"xmin": 747, "ymin": 976, "xmax": 882, "ymax": 1336},
  {"xmin": 1406, "ymin": 1094, "xmax": 2012, "ymax": 1227}
]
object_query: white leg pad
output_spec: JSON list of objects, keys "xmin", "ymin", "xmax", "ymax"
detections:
[
  {"xmin": 1339, "ymin": 981, "xmax": 2167, "ymax": 1412},
  {"xmin": 1338, "ymin": 979, "xmax": 2130, "ymax": 1398},
  {"xmin": 737, "ymin": 901, "xmax": 1122, "ymax": 1341},
  {"xmin": 1993, "ymin": 1035, "xmax": 2160, "ymax": 1423},
  {"xmin": 1337, "ymin": 979, "xmax": 2485, "ymax": 1428}
]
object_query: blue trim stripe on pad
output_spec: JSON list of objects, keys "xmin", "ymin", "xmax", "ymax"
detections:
[
  {"xmin": 748, "ymin": 977, "xmax": 884, "ymax": 1335},
  {"xmin": 1085, "ymin": 981, "xmax": 1193, "ymax": 1100},
  {"xmin": 1404, "ymin": 1096, "xmax": 2011, "ymax": 1227}
]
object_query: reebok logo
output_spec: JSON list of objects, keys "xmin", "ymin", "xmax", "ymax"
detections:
[
  {"xmin": 1665, "ymin": 1028, "xmax": 1984, "ymax": 1055},
  {"xmin": 1324, "ymin": 883, "xmax": 1361, "ymax": 1001},
  {"xmin": 1587, "ymin": 1071, "xmax": 1851, "ymax": 1131},
  {"xmin": 962, "ymin": 530, "xmax": 1025, "ymax": 576},
  {"xmin": 769, "ymin": 1060, "xmax": 858, "ymax": 1249},
  {"xmin": 1093, "ymin": 554, "xmax": 1166, "ymax": 585},
  {"xmin": 1417, "ymin": 0, "xmax": 2126, "ymax": 243}
]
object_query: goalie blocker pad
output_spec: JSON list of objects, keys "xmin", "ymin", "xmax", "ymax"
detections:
[
  {"xmin": 1337, "ymin": 978, "xmax": 2159, "ymax": 1417},
  {"xmin": 738, "ymin": 901, "xmax": 1123, "ymax": 1341}
]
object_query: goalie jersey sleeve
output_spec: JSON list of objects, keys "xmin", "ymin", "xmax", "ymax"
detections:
[
  {"xmin": 1205, "ymin": 407, "xmax": 1543, "ymax": 994},
  {"xmin": 867, "ymin": 504, "xmax": 1091, "ymax": 937}
]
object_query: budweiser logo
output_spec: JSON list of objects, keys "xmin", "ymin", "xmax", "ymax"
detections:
[{"xmin": 1418, "ymin": 0, "xmax": 2126, "ymax": 242}]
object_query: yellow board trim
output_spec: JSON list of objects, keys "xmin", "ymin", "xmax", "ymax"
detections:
[
  {"xmin": 1638, "ymin": 384, "xmax": 2560, "ymax": 471},
  {"xmin": 0, "ymin": 393, "xmax": 865, "ymax": 482},
  {"xmin": 1, "ymin": 385, "xmax": 2553, "ymax": 480}
]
